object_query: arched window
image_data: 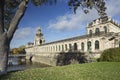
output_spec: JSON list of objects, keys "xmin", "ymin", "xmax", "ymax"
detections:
[
  {"xmin": 51, "ymin": 46, "xmax": 52, "ymax": 52},
  {"xmin": 62, "ymin": 45, "xmax": 64, "ymax": 51},
  {"xmin": 74, "ymin": 43, "xmax": 78, "ymax": 51},
  {"xmin": 95, "ymin": 28, "xmax": 100, "ymax": 34},
  {"xmin": 87, "ymin": 41, "xmax": 91, "ymax": 51},
  {"xmin": 95, "ymin": 40, "xmax": 99, "ymax": 49},
  {"xmin": 81, "ymin": 42, "xmax": 84, "ymax": 51},
  {"xmin": 39, "ymin": 39, "xmax": 42, "ymax": 44},
  {"xmin": 48, "ymin": 47, "xmax": 50, "ymax": 52},
  {"xmin": 104, "ymin": 26, "xmax": 107, "ymax": 33},
  {"xmin": 56, "ymin": 45, "xmax": 57, "ymax": 51},
  {"xmin": 69, "ymin": 44, "xmax": 72, "ymax": 51},
  {"xmin": 65, "ymin": 44, "xmax": 67, "ymax": 51},
  {"xmin": 89, "ymin": 30, "xmax": 92, "ymax": 36},
  {"xmin": 59, "ymin": 45, "xmax": 61, "ymax": 51},
  {"xmin": 53, "ymin": 46, "xmax": 54, "ymax": 51}
]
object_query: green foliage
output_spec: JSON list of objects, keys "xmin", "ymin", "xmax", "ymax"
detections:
[
  {"xmin": 100, "ymin": 48, "xmax": 120, "ymax": 62},
  {"xmin": 4, "ymin": 0, "xmax": 56, "ymax": 30},
  {"xmin": 68, "ymin": 0, "xmax": 107, "ymax": 18},
  {"xmin": 4, "ymin": 0, "xmax": 22, "ymax": 30},
  {"xmin": 31, "ymin": 0, "xmax": 56, "ymax": 6},
  {"xmin": 11, "ymin": 47, "xmax": 25, "ymax": 54},
  {"xmin": 56, "ymin": 52, "xmax": 87, "ymax": 66},
  {"xmin": 1, "ymin": 62, "xmax": 120, "ymax": 80}
]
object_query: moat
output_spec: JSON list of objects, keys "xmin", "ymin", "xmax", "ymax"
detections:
[{"xmin": 7, "ymin": 58, "xmax": 51, "ymax": 72}]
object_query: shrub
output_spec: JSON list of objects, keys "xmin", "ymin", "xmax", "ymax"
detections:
[{"xmin": 100, "ymin": 48, "xmax": 120, "ymax": 62}]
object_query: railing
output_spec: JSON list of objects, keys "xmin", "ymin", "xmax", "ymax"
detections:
[{"xmin": 8, "ymin": 54, "xmax": 26, "ymax": 57}]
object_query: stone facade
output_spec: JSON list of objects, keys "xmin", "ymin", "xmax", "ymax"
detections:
[{"xmin": 25, "ymin": 16, "xmax": 120, "ymax": 66}]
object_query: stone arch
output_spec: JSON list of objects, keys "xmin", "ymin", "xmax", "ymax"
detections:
[
  {"xmin": 81, "ymin": 42, "xmax": 84, "ymax": 51},
  {"xmin": 29, "ymin": 56, "xmax": 33, "ymax": 62},
  {"xmin": 74, "ymin": 43, "xmax": 78, "ymax": 51},
  {"xmin": 69, "ymin": 44, "xmax": 72, "ymax": 51},
  {"xmin": 65, "ymin": 44, "xmax": 67, "ymax": 51},
  {"xmin": 56, "ymin": 45, "xmax": 58, "ymax": 51},
  {"xmin": 62, "ymin": 45, "xmax": 64, "ymax": 51},
  {"xmin": 59, "ymin": 45, "xmax": 61, "ymax": 51},
  {"xmin": 39, "ymin": 39, "xmax": 42, "ymax": 44},
  {"xmin": 51, "ymin": 46, "xmax": 52, "ymax": 52},
  {"xmin": 53, "ymin": 46, "xmax": 55, "ymax": 51},
  {"xmin": 95, "ymin": 40, "xmax": 99, "ymax": 49}
]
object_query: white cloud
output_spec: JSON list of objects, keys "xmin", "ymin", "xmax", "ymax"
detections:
[
  {"xmin": 48, "ymin": 0, "xmax": 120, "ymax": 31},
  {"xmin": 11, "ymin": 27, "xmax": 38, "ymax": 48},
  {"xmin": 48, "ymin": 8, "xmax": 99, "ymax": 31},
  {"xmin": 13, "ymin": 27, "xmax": 37, "ymax": 39},
  {"xmin": 106, "ymin": 0, "xmax": 120, "ymax": 17}
]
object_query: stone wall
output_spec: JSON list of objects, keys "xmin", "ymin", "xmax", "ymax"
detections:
[{"xmin": 31, "ymin": 52, "xmax": 91, "ymax": 66}]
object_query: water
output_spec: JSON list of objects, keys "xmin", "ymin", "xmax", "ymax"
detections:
[
  {"xmin": 7, "ymin": 58, "xmax": 51, "ymax": 72},
  {"xmin": 25, "ymin": 61, "xmax": 51, "ymax": 69}
]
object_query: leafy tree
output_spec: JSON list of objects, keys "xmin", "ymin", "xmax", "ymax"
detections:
[
  {"xmin": 68, "ymin": 0, "xmax": 107, "ymax": 18},
  {"xmin": 11, "ymin": 47, "xmax": 25, "ymax": 54},
  {"xmin": 0, "ymin": 0, "xmax": 107, "ymax": 74},
  {"xmin": 12, "ymin": 48, "xmax": 18, "ymax": 54}
]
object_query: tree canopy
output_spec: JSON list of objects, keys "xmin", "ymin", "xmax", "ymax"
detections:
[{"xmin": 68, "ymin": 0, "xmax": 107, "ymax": 18}]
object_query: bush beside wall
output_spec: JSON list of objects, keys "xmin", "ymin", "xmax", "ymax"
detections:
[{"xmin": 100, "ymin": 48, "xmax": 120, "ymax": 62}]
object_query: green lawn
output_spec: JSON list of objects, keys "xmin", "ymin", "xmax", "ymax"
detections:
[{"xmin": 1, "ymin": 62, "xmax": 120, "ymax": 80}]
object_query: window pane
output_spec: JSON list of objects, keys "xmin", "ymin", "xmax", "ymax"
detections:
[
  {"xmin": 95, "ymin": 40, "xmax": 99, "ymax": 49},
  {"xmin": 95, "ymin": 28, "xmax": 100, "ymax": 34},
  {"xmin": 74, "ymin": 43, "xmax": 77, "ymax": 51},
  {"xmin": 69, "ymin": 44, "xmax": 72, "ymax": 51},
  {"xmin": 104, "ymin": 26, "xmax": 107, "ymax": 33},
  {"xmin": 89, "ymin": 30, "xmax": 92, "ymax": 36},
  {"xmin": 81, "ymin": 42, "xmax": 84, "ymax": 51},
  {"xmin": 87, "ymin": 41, "xmax": 91, "ymax": 51}
]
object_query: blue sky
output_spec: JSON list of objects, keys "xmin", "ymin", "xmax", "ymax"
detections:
[{"xmin": 10, "ymin": 0, "xmax": 120, "ymax": 48}]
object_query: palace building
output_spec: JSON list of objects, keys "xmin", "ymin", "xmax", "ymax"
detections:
[{"xmin": 25, "ymin": 16, "xmax": 120, "ymax": 65}]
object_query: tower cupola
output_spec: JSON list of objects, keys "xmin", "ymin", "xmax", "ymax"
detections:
[{"xmin": 34, "ymin": 27, "xmax": 45, "ymax": 45}]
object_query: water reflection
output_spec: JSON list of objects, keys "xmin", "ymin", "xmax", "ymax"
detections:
[
  {"xmin": 7, "ymin": 57, "xmax": 51, "ymax": 72},
  {"xmin": 25, "ymin": 61, "xmax": 51, "ymax": 69}
]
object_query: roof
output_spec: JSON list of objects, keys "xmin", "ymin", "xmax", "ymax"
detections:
[{"xmin": 41, "ymin": 32, "xmax": 114, "ymax": 46}]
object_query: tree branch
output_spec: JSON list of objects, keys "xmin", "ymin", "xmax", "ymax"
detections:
[
  {"xmin": 0, "ymin": 0, "xmax": 5, "ymax": 35},
  {"xmin": 7, "ymin": 0, "xmax": 28, "ymax": 41}
]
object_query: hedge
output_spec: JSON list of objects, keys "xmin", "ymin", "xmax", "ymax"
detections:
[{"xmin": 100, "ymin": 48, "xmax": 120, "ymax": 62}]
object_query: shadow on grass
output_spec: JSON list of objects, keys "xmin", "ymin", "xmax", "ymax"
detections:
[{"xmin": 0, "ymin": 71, "xmax": 15, "ymax": 80}]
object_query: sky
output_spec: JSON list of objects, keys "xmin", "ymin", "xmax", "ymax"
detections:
[{"xmin": 10, "ymin": 0, "xmax": 120, "ymax": 48}]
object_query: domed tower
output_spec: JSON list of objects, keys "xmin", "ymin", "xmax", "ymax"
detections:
[{"xmin": 34, "ymin": 27, "xmax": 45, "ymax": 46}]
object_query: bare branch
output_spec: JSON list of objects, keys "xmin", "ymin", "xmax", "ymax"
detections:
[{"xmin": 7, "ymin": 0, "xmax": 28, "ymax": 41}]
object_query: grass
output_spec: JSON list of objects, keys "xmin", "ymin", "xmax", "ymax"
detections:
[{"xmin": 1, "ymin": 62, "xmax": 120, "ymax": 80}]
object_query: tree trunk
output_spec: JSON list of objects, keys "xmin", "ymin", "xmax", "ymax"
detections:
[
  {"xmin": 0, "ymin": 0, "xmax": 28, "ymax": 75},
  {"xmin": 0, "ymin": 33, "xmax": 9, "ymax": 74},
  {"xmin": 0, "ymin": 0, "xmax": 4, "ymax": 35}
]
